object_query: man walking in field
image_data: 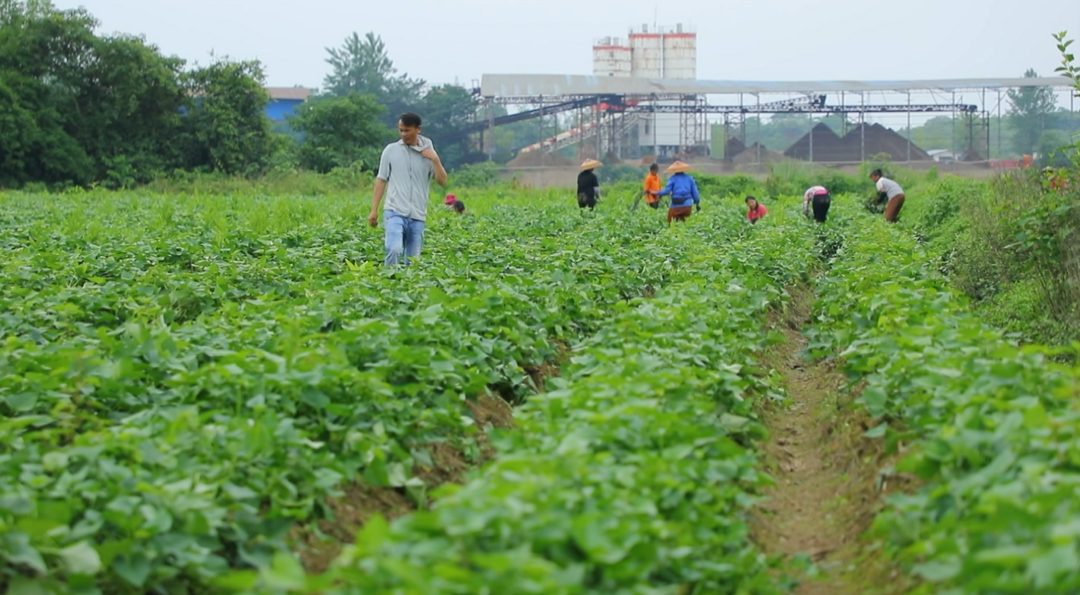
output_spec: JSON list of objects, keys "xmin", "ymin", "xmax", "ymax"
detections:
[{"xmin": 368, "ymin": 112, "xmax": 449, "ymax": 265}]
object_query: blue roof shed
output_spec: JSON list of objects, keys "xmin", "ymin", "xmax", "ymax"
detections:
[{"xmin": 264, "ymin": 87, "xmax": 313, "ymax": 121}]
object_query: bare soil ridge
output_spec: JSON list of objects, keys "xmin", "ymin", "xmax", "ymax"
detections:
[{"xmin": 752, "ymin": 286, "xmax": 915, "ymax": 595}]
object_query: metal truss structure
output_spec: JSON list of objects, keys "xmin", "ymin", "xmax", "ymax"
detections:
[{"xmin": 464, "ymin": 75, "xmax": 1076, "ymax": 161}]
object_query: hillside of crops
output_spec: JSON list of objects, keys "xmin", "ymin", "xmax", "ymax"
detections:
[{"xmin": 3, "ymin": 168, "xmax": 1080, "ymax": 594}]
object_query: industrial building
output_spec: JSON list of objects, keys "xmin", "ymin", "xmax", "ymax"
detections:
[
  {"xmin": 472, "ymin": 27, "xmax": 1075, "ymax": 167},
  {"xmin": 589, "ymin": 23, "xmax": 709, "ymax": 158}
]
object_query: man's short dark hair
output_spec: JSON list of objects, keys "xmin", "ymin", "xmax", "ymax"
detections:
[
  {"xmin": 400, "ymin": 112, "xmax": 422, "ymax": 128},
  {"xmin": 870, "ymin": 168, "xmax": 883, "ymax": 177},
  {"xmin": 650, "ymin": 163, "xmax": 659, "ymax": 172}
]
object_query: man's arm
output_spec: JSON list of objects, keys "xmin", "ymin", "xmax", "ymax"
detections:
[
  {"xmin": 421, "ymin": 148, "xmax": 449, "ymax": 186},
  {"xmin": 657, "ymin": 177, "xmax": 674, "ymax": 196},
  {"xmin": 368, "ymin": 147, "xmax": 391, "ymax": 227},
  {"xmin": 368, "ymin": 178, "xmax": 387, "ymax": 227}
]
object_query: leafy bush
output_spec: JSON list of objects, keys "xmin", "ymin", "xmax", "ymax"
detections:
[
  {"xmin": 450, "ymin": 161, "xmax": 501, "ymax": 188},
  {"xmin": 696, "ymin": 173, "xmax": 764, "ymax": 200},
  {"xmin": 595, "ymin": 163, "xmax": 643, "ymax": 185},
  {"xmin": 936, "ymin": 169, "xmax": 1080, "ymax": 344}
]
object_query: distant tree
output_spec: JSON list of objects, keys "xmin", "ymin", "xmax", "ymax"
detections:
[
  {"xmin": 321, "ymin": 32, "xmax": 425, "ymax": 128},
  {"xmin": 289, "ymin": 93, "xmax": 392, "ymax": 173},
  {"xmin": 1007, "ymin": 68, "xmax": 1059, "ymax": 155},
  {"xmin": 0, "ymin": 0, "xmax": 104, "ymax": 186},
  {"xmin": 1038, "ymin": 129, "xmax": 1073, "ymax": 167},
  {"xmin": 416, "ymin": 84, "xmax": 482, "ymax": 169},
  {"xmin": 180, "ymin": 57, "xmax": 277, "ymax": 176},
  {"xmin": 78, "ymin": 33, "xmax": 188, "ymax": 186},
  {"xmin": 0, "ymin": 0, "xmax": 279, "ymax": 187}
]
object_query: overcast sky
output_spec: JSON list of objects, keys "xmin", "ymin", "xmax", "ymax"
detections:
[{"xmin": 55, "ymin": 0, "xmax": 1080, "ymax": 90}]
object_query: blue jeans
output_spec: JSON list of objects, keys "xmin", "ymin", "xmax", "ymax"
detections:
[{"xmin": 384, "ymin": 209, "xmax": 425, "ymax": 266}]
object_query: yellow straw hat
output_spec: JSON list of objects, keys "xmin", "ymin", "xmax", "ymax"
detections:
[
  {"xmin": 665, "ymin": 160, "xmax": 692, "ymax": 174},
  {"xmin": 579, "ymin": 159, "xmax": 602, "ymax": 172}
]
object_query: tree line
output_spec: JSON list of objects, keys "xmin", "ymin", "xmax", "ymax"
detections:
[
  {"xmin": 0, "ymin": 0, "xmax": 499, "ymax": 190},
  {"xmin": 1, "ymin": 0, "xmax": 281, "ymax": 189}
]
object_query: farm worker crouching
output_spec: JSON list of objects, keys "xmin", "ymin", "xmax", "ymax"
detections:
[
  {"xmin": 869, "ymin": 169, "xmax": 905, "ymax": 223},
  {"xmin": 745, "ymin": 196, "xmax": 768, "ymax": 224},
  {"xmin": 368, "ymin": 112, "xmax": 448, "ymax": 266},
  {"xmin": 443, "ymin": 193, "xmax": 467, "ymax": 214},
  {"xmin": 577, "ymin": 159, "xmax": 601, "ymax": 211},
  {"xmin": 656, "ymin": 161, "xmax": 700, "ymax": 223},
  {"xmin": 803, "ymin": 185, "xmax": 831, "ymax": 223}
]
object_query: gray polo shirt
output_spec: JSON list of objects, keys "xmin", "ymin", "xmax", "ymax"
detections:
[{"xmin": 376, "ymin": 136, "xmax": 435, "ymax": 221}]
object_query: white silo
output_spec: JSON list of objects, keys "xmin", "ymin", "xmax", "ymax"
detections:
[
  {"xmin": 629, "ymin": 25, "xmax": 662, "ymax": 78},
  {"xmin": 661, "ymin": 23, "xmax": 696, "ymax": 79},
  {"xmin": 592, "ymin": 37, "xmax": 632, "ymax": 78}
]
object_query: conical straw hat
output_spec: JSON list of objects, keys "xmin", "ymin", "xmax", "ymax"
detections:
[
  {"xmin": 665, "ymin": 160, "xmax": 692, "ymax": 174},
  {"xmin": 579, "ymin": 159, "xmax": 602, "ymax": 172}
]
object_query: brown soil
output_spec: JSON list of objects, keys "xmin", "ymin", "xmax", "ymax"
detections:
[
  {"xmin": 290, "ymin": 481, "xmax": 415, "ymax": 573},
  {"xmin": 522, "ymin": 340, "xmax": 569, "ymax": 393},
  {"xmin": 467, "ymin": 392, "xmax": 517, "ymax": 430},
  {"xmin": 752, "ymin": 286, "xmax": 918, "ymax": 595}
]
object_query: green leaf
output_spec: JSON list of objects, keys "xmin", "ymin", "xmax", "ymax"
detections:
[
  {"xmin": 6, "ymin": 576, "xmax": 51, "ymax": 595},
  {"xmin": 5, "ymin": 532, "xmax": 47, "ymax": 574},
  {"xmin": 913, "ymin": 557, "xmax": 961, "ymax": 582},
  {"xmin": 356, "ymin": 513, "xmax": 390, "ymax": 555},
  {"xmin": 6, "ymin": 393, "xmax": 38, "ymax": 412},
  {"xmin": 221, "ymin": 482, "xmax": 258, "ymax": 500},
  {"xmin": 258, "ymin": 552, "xmax": 306, "ymax": 591},
  {"xmin": 211, "ymin": 570, "xmax": 258, "ymax": 592},
  {"xmin": 863, "ymin": 423, "xmax": 887, "ymax": 438},
  {"xmin": 1027, "ymin": 545, "xmax": 1079, "ymax": 588},
  {"xmin": 718, "ymin": 413, "xmax": 750, "ymax": 433},
  {"xmin": 112, "ymin": 553, "xmax": 151, "ymax": 587},
  {"xmin": 58, "ymin": 541, "xmax": 102, "ymax": 576}
]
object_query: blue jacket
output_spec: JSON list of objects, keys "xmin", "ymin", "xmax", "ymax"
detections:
[{"xmin": 657, "ymin": 173, "xmax": 700, "ymax": 207}]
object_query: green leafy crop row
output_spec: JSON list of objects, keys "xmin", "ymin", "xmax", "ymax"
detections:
[
  {"xmin": 0, "ymin": 190, "xmax": 817, "ymax": 594},
  {"xmin": 223, "ymin": 207, "xmax": 817, "ymax": 595},
  {"xmin": 806, "ymin": 198, "xmax": 1080, "ymax": 594}
]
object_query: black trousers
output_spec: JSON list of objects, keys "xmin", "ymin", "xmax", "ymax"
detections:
[{"xmin": 811, "ymin": 193, "xmax": 831, "ymax": 222}]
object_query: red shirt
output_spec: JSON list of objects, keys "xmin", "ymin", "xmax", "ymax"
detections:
[{"xmin": 747, "ymin": 204, "xmax": 768, "ymax": 223}]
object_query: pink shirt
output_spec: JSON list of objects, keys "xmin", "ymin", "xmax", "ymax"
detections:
[
  {"xmin": 747, "ymin": 204, "xmax": 768, "ymax": 222},
  {"xmin": 804, "ymin": 186, "xmax": 828, "ymax": 202}
]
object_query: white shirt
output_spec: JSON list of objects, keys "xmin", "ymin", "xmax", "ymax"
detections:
[{"xmin": 876, "ymin": 177, "xmax": 904, "ymax": 200}]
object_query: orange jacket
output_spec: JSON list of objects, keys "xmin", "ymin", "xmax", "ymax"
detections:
[{"xmin": 644, "ymin": 173, "xmax": 661, "ymax": 203}]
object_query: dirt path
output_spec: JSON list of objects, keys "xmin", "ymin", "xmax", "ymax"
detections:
[{"xmin": 751, "ymin": 288, "xmax": 912, "ymax": 595}]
